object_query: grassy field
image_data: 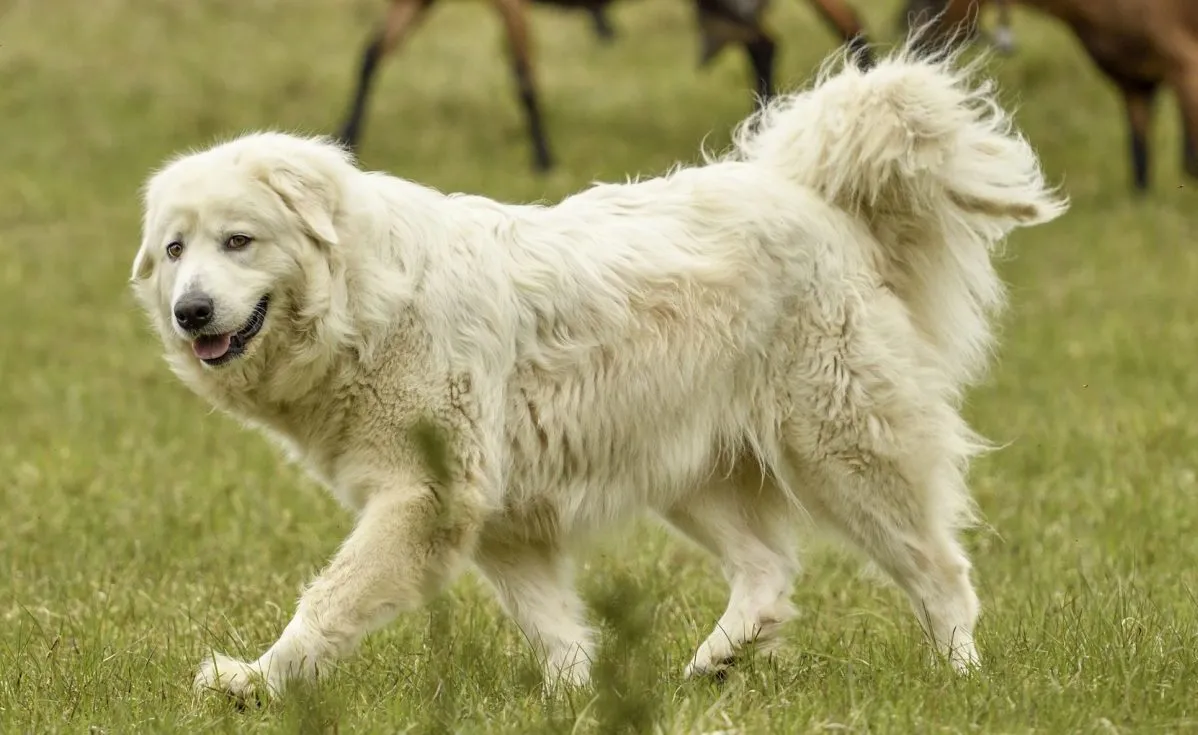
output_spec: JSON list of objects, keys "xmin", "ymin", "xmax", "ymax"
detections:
[{"xmin": 2, "ymin": 0, "xmax": 1197, "ymax": 732}]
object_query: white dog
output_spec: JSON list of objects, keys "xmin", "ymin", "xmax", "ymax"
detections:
[{"xmin": 131, "ymin": 46, "xmax": 1066, "ymax": 702}]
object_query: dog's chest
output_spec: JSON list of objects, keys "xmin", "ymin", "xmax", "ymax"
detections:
[
  {"xmin": 260, "ymin": 426, "xmax": 338, "ymax": 488},
  {"xmin": 250, "ymin": 401, "xmax": 351, "ymax": 500}
]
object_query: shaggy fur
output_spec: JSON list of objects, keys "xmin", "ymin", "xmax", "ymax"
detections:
[{"xmin": 131, "ymin": 46, "xmax": 1066, "ymax": 702}]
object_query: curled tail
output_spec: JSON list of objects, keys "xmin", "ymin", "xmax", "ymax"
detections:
[{"xmin": 732, "ymin": 44, "xmax": 1068, "ymax": 393}]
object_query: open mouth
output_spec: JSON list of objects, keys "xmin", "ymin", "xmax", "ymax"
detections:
[{"xmin": 192, "ymin": 295, "xmax": 270, "ymax": 366}]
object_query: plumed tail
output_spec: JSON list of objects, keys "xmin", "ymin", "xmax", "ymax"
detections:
[{"xmin": 730, "ymin": 42, "xmax": 1068, "ymax": 393}]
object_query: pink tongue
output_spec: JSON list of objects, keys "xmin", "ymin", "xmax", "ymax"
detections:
[{"xmin": 193, "ymin": 334, "xmax": 233, "ymax": 361}]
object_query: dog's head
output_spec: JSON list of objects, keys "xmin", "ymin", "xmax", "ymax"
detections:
[{"xmin": 131, "ymin": 132, "xmax": 356, "ymax": 403}]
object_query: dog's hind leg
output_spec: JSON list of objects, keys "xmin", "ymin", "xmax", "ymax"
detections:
[
  {"xmin": 662, "ymin": 464, "xmax": 800, "ymax": 678},
  {"xmin": 474, "ymin": 536, "xmax": 596, "ymax": 688},
  {"xmin": 779, "ymin": 340, "xmax": 982, "ymax": 672},
  {"xmin": 793, "ymin": 456, "xmax": 981, "ymax": 671}
]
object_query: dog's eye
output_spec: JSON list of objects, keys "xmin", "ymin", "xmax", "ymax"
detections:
[
  {"xmin": 165, "ymin": 241, "xmax": 184, "ymax": 260},
  {"xmin": 225, "ymin": 234, "xmax": 253, "ymax": 250}
]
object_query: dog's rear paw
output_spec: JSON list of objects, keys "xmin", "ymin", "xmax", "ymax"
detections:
[{"xmin": 194, "ymin": 653, "xmax": 276, "ymax": 707}]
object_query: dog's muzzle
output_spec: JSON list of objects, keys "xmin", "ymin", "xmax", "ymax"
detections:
[{"xmin": 187, "ymin": 295, "xmax": 271, "ymax": 366}]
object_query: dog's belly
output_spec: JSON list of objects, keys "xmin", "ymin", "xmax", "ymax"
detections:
[
  {"xmin": 500, "ymin": 357, "xmax": 769, "ymax": 538},
  {"xmin": 502, "ymin": 426, "xmax": 733, "ymax": 539}
]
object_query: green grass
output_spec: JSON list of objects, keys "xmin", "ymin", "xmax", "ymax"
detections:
[{"xmin": 2, "ymin": 0, "xmax": 1197, "ymax": 731}]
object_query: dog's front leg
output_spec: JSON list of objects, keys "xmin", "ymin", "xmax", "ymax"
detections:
[{"xmin": 194, "ymin": 481, "xmax": 483, "ymax": 703}]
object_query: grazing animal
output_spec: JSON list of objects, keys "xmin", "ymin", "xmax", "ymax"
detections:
[
  {"xmin": 903, "ymin": 0, "xmax": 1198, "ymax": 191},
  {"xmin": 131, "ymin": 46, "xmax": 1065, "ymax": 703},
  {"xmin": 335, "ymin": 0, "xmax": 875, "ymax": 172}
]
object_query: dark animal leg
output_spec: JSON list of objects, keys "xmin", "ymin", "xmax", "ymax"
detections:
[
  {"xmin": 694, "ymin": 1, "xmax": 746, "ymax": 69},
  {"xmin": 337, "ymin": 35, "xmax": 384, "ymax": 151},
  {"xmin": 588, "ymin": 6, "xmax": 616, "ymax": 42},
  {"xmin": 336, "ymin": 0, "xmax": 431, "ymax": 152},
  {"xmin": 1121, "ymin": 82, "xmax": 1158, "ymax": 193},
  {"xmin": 807, "ymin": 0, "xmax": 874, "ymax": 70},
  {"xmin": 1186, "ymin": 122, "xmax": 1198, "ymax": 180},
  {"xmin": 1175, "ymin": 69, "xmax": 1198, "ymax": 180},
  {"xmin": 743, "ymin": 33, "xmax": 776, "ymax": 106},
  {"xmin": 496, "ymin": 0, "xmax": 554, "ymax": 172}
]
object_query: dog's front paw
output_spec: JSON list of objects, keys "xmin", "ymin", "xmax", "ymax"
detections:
[
  {"xmin": 194, "ymin": 653, "xmax": 278, "ymax": 707},
  {"xmin": 683, "ymin": 641, "xmax": 736, "ymax": 680}
]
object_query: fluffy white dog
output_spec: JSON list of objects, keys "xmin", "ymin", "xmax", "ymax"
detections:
[{"xmin": 131, "ymin": 46, "xmax": 1066, "ymax": 702}]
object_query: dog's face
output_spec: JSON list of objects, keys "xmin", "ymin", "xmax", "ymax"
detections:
[{"xmin": 131, "ymin": 133, "xmax": 350, "ymax": 399}]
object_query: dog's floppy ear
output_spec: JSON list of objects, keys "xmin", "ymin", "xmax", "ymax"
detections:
[
  {"xmin": 264, "ymin": 164, "xmax": 340, "ymax": 245},
  {"xmin": 255, "ymin": 137, "xmax": 349, "ymax": 246},
  {"xmin": 130, "ymin": 238, "xmax": 154, "ymax": 281},
  {"xmin": 131, "ymin": 195, "xmax": 160, "ymax": 282}
]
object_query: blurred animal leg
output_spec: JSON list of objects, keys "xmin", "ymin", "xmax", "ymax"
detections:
[
  {"xmin": 663, "ymin": 468, "xmax": 800, "ymax": 678},
  {"xmin": 1121, "ymin": 82, "xmax": 1158, "ymax": 192},
  {"xmin": 337, "ymin": 0, "xmax": 433, "ymax": 151},
  {"xmin": 588, "ymin": 5, "xmax": 616, "ymax": 42},
  {"xmin": 495, "ymin": 0, "xmax": 555, "ymax": 172},
  {"xmin": 807, "ymin": 0, "xmax": 874, "ymax": 69},
  {"xmin": 695, "ymin": 3, "xmax": 737, "ymax": 68},
  {"xmin": 743, "ymin": 31, "xmax": 776, "ymax": 105},
  {"xmin": 1186, "ymin": 114, "xmax": 1198, "ymax": 180},
  {"xmin": 1174, "ymin": 67, "xmax": 1198, "ymax": 179}
]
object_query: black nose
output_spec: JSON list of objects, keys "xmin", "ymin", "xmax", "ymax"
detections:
[{"xmin": 174, "ymin": 293, "xmax": 214, "ymax": 331}]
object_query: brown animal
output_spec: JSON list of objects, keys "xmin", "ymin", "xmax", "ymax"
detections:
[
  {"xmin": 903, "ymin": 0, "xmax": 1198, "ymax": 192},
  {"xmin": 335, "ymin": 0, "xmax": 875, "ymax": 172}
]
